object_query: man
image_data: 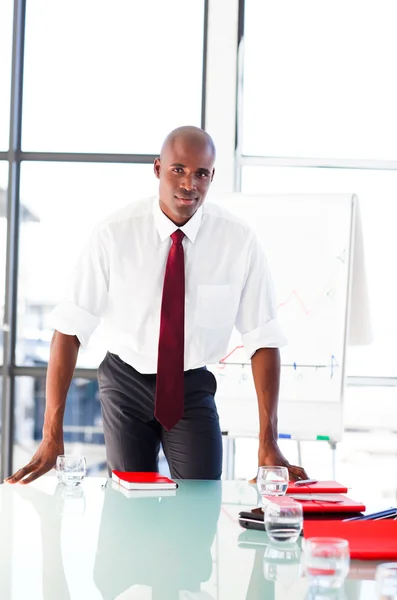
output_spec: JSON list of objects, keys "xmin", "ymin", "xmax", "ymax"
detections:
[{"xmin": 6, "ymin": 126, "xmax": 308, "ymax": 484}]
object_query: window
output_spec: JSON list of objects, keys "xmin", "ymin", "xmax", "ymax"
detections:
[
  {"xmin": 235, "ymin": 383, "xmax": 397, "ymax": 502},
  {"xmin": 0, "ymin": 0, "xmax": 13, "ymax": 150},
  {"xmin": 17, "ymin": 161, "xmax": 157, "ymax": 368},
  {"xmin": 13, "ymin": 376, "xmax": 106, "ymax": 475},
  {"xmin": 241, "ymin": 166, "xmax": 397, "ymax": 377},
  {"xmin": 242, "ymin": 0, "xmax": 397, "ymax": 160},
  {"xmin": 22, "ymin": 0, "xmax": 205, "ymax": 153}
]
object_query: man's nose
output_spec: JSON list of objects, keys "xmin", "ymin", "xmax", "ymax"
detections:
[{"xmin": 181, "ymin": 173, "xmax": 196, "ymax": 191}]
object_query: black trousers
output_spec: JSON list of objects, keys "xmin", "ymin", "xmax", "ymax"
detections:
[{"xmin": 97, "ymin": 352, "xmax": 223, "ymax": 479}]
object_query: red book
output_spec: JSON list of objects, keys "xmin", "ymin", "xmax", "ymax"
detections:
[
  {"xmin": 111, "ymin": 481, "xmax": 177, "ymax": 498},
  {"xmin": 112, "ymin": 471, "xmax": 177, "ymax": 490},
  {"xmin": 287, "ymin": 480, "xmax": 348, "ymax": 494},
  {"xmin": 304, "ymin": 520, "xmax": 397, "ymax": 560}
]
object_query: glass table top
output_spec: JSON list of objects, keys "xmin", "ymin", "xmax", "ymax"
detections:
[{"xmin": 0, "ymin": 477, "xmax": 383, "ymax": 599}]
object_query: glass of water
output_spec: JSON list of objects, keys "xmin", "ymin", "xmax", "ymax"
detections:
[
  {"xmin": 303, "ymin": 537, "xmax": 350, "ymax": 589},
  {"xmin": 376, "ymin": 562, "xmax": 397, "ymax": 598},
  {"xmin": 56, "ymin": 455, "xmax": 86, "ymax": 486},
  {"xmin": 264, "ymin": 498, "xmax": 303, "ymax": 543},
  {"xmin": 257, "ymin": 466, "xmax": 289, "ymax": 498}
]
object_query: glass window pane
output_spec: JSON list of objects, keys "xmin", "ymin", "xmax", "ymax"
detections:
[
  {"xmin": 22, "ymin": 0, "xmax": 205, "ymax": 153},
  {"xmin": 235, "ymin": 385, "xmax": 397, "ymax": 501},
  {"xmin": 13, "ymin": 376, "xmax": 107, "ymax": 475},
  {"xmin": 0, "ymin": 0, "xmax": 13, "ymax": 149},
  {"xmin": 241, "ymin": 166, "xmax": 397, "ymax": 377},
  {"xmin": 17, "ymin": 162, "xmax": 157, "ymax": 368},
  {"xmin": 242, "ymin": 0, "xmax": 397, "ymax": 160},
  {"xmin": 0, "ymin": 162, "xmax": 9, "ymax": 364}
]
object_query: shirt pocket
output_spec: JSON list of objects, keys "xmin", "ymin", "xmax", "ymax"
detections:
[{"xmin": 194, "ymin": 284, "xmax": 235, "ymax": 329}]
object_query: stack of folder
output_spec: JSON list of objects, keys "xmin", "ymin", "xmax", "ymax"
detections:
[{"xmin": 285, "ymin": 480, "xmax": 397, "ymax": 560}]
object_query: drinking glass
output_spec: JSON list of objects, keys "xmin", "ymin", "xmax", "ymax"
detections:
[
  {"xmin": 257, "ymin": 466, "xmax": 289, "ymax": 498},
  {"xmin": 56, "ymin": 455, "xmax": 86, "ymax": 486},
  {"xmin": 303, "ymin": 537, "xmax": 350, "ymax": 589},
  {"xmin": 376, "ymin": 563, "xmax": 397, "ymax": 599},
  {"xmin": 264, "ymin": 498, "xmax": 303, "ymax": 543}
]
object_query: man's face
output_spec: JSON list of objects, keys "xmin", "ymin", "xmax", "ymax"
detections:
[{"xmin": 154, "ymin": 137, "xmax": 215, "ymax": 225}]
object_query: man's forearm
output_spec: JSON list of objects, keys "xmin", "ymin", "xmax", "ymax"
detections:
[
  {"xmin": 251, "ymin": 347, "xmax": 281, "ymax": 443},
  {"xmin": 43, "ymin": 330, "xmax": 80, "ymax": 439}
]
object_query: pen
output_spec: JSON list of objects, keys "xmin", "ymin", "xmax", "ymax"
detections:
[
  {"xmin": 294, "ymin": 479, "xmax": 318, "ymax": 486},
  {"xmin": 343, "ymin": 508, "xmax": 397, "ymax": 522}
]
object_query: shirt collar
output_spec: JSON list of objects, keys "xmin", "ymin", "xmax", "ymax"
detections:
[{"xmin": 152, "ymin": 197, "xmax": 203, "ymax": 243}]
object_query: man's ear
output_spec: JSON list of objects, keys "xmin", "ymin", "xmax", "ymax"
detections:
[
  {"xmin": 154, "ymin": 158, "xmax": 161, "ymax": 179},
  {"xmin": 211, "ymin": 167, "xmax": 215, "ymax": 182}
]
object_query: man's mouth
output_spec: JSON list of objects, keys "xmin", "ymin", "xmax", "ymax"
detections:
[{"xmin": 175, "ymin": 195, "xmax": 196, "ymax": 205}]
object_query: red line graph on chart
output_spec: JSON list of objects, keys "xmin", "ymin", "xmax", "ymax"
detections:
[
  {"xmin": 219, "ymin": 287, "xmax": 332, "ymax": 364},
  {"xmin": 277, "ymin": 289, "xmax": 310, "ymax": 315}
]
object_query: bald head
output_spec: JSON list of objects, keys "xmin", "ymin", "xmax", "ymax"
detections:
[
  {"xmin": 154, "ymin": 126, "xmax": 216, "ymax": 226},
  {"xmin": 160, "ymin": 126, "xmax": 216, "ymax": 162}
]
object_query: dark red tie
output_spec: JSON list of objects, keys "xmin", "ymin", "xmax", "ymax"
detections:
[{"xmin": 155, "ymin": 229, "xmax": 185, "ymax": 430}]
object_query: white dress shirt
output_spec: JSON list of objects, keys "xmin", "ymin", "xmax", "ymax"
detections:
[{"xmin": 50, "ymin": 196, "xmax": 286, "ymax": 373}]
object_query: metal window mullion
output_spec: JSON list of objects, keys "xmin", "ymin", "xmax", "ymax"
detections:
[
  {"xmin": 234, "ymin": 0, "xmax": 245, "ymax": 192},
  {"xmin": 12, "ymin": 366, "xmax": 98, "ymax": 379},
  {"xmin": 19, "ymin": 152, "xmax": 158, "ymax": 164},
  {"xmin": 1, "ymin": 0, "xmax": 26, "ymax": 481},
  {"xmin": 7, "ymin": 365, "xmax": 397, "ymax": 388},
  {"xmin": 200, "ymin": 0, "xmax": 209, "ymax": 130},
  {"xmin": 238, "ymin": 155, "xmax": 397, "ymax": 171}
]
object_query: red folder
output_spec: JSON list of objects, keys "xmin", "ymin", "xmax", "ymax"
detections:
[
  {"xmin": 287, "ymin": 480, "xmax": 348, "ymax": 494},
  {"xmin": 285, "ymin": 494, "xmax": 365, "ymax": 514},
  {"xmin": 304, "ymin": 520, "xmax": 397, "ymax": 560},
  {"xmin": 112, "ymin": 471, "xmax": 177, "ymax": 490}
]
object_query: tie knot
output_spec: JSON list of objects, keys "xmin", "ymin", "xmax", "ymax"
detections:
[{"xmin": 171, "ymin": 230, "xmax": 184, "ymax": 245}]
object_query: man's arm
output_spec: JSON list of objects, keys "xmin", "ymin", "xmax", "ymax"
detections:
[
  {"xmin": 250, "ymin": 347, "xmax": 309, "ymax": 482},
  {"xmin": 5, "ymin": 330, "xmax": 80, "ymax": 484}
]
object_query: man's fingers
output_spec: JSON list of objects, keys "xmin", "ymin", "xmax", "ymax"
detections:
[
  {"xmin": 20, "ymin": 467, "xmax": 49, "ymax": 485},
  {"xmin": 248, "ymin": 477, "xmax": 257, "ymax": 484},
  {"xmin": 4, "ymin": 463, "xmax": 37, "ymax": 484},
  {"xmin": 288, "ymin": 465, "xmax": 309, "ymax": 481}
]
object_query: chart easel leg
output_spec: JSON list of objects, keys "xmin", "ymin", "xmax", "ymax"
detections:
[
  {"xmin": 329, "ymin": 441, "xmax": 337, "ymax": 480},
  {"xmin": 296, "ymin": 440, "xmax": 302, "ymax": 466}
]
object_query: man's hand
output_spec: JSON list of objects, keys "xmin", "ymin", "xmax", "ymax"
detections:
[
  {"xmin": 4, "ymin": 437, "xmax": 64, "ymax": 485},
  {"xmin": 249, "ymin": 439, "xmax": 309, "ymax": 484}
]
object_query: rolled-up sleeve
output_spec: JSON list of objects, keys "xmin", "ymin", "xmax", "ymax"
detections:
[
  {"xmin": 235, "ymin": 233, "xmax": 287, "ymax": 358},
  {"xmin": 49, "ymin": 226, "xmax": 110, "ymax": 347}
]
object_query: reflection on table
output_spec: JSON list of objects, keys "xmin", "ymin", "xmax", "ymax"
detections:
[{"xmin": 0, "ymin": 478, "xmax": 382, "ymax": 600}]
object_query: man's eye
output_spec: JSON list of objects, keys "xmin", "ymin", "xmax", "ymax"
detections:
[
  {"xmin": 173, "ymin": 168, "xmax": 183, "ymax": 173},
  {"xmin": 198, "ymin": 172, "xmax": 208, "ymax": 178}
]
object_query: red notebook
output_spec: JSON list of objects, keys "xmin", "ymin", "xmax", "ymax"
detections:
[
  {"xmin": 287, "ymin": 480, "xmax": 348, "ymax": 494},
  {"xmin": 304, "ymin": 520, "xmax": 397, "ymax": 560},
  {"xmin": 284, "ymin": 494, "xmax": 365, "ymax": 514},
  {"xmin": 112, "ymin": 471, "xmax": 177, "ymax": 490},
  {"xmin": 111, "ymin": 481, "xmax": 177, "ymax": 498}
]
